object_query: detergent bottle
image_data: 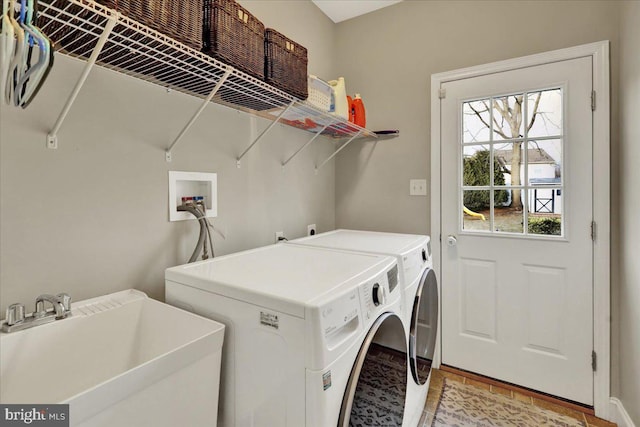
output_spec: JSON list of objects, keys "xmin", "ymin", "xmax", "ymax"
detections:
[
  {"xmin": 352, "ymin": 94, "xmax": 366, "ymax": 127},
  {"xmin": 347, "ymin": 95, "xmax": 355, "ymax": 123},
  {"xmin": 328, "ymin": 77, "xmax": 349, "ymax": 120}
]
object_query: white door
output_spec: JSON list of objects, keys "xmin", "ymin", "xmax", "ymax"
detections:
[{"xmin": 440, "ymin": 57, "xmax": 594, "ymax": 405}]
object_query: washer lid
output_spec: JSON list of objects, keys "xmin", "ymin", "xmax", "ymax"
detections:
[
  {"xmin": 165, "ymin": 244, "xmax": 396, "ymax": 318},
  {"xmin": 290, "ymin": 229, "xmax": 429, "ymax": 257}
]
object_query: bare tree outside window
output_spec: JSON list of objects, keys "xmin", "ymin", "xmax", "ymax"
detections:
[{"xmin": 466, "ymin": 92, "xmax": 542, "ymax": 210}]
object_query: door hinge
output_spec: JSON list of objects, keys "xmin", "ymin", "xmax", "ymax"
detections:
[
  {"xmin": 591, "ymin": 221, "xmax": 597, "ymax": 241},
  {"xmin": 591, "ymin": 90, "xmax": 596, "ymax": 111},
  {"xmin": 592, "ymin": 350, "xmax": 597, "ymax": 372},
  {"xmin": 439, "ymin": 88, "xmax": 446, "ymax": 99}
]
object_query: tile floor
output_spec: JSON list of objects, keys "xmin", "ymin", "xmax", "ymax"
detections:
[{"xmin": 418, "ymin": 369, "xmax": 617, "ymax": 427}]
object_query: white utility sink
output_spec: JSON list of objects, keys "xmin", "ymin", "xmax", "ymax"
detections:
[{"xmin": 0, "ymin": 290, "xmax": 225, "ymax": 426}]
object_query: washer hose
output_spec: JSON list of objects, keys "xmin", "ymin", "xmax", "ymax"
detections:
[{"xmin": 178, "ymin": 204, "xmax": 208, "ymax": 263}]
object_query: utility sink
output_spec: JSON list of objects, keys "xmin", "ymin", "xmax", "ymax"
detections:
[{"xmin": 0, "ymin": 290, "xmax": 225, "ymax": 426}]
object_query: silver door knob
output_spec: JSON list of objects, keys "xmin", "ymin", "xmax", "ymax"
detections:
[{"xmin": 447, "ymin": 235, "xmax": 457, "ymax": 247}]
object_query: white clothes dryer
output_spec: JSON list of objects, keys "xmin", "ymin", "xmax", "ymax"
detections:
[
  {"xmin": 165, "ymin": 243, "xmax": 408, "ymax": 427},
  {"xmin": 289, "ymin": 230, "xmax": 439, "ymax": 427}
]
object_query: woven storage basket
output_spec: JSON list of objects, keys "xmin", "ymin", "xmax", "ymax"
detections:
[
  {"xmin": 96, "ymin": 0, "xmax": 130, "ymax": 12},
  {"xmin": 126, "ymin": 0, "xmax": 203, "ymax": 50},
  {"xmin": 40, "ymin": 0, "xmax": 202, "ymax": 55},
  {"xmin": 36, "ymin": 2, "xmax": 93, "ymax": 54},
  {"xmin": 265, "ymin": 28, "xmax": 307, "ymax": 99},
  {"xmin": 203, "ymin": 0, "xmax": 265, "ymax": 80}
]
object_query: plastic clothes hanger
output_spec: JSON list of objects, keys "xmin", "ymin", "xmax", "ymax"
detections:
[
  {"xmin": 16, "ymin": 0, "xmax": 51, "ymax": 106},
  {"xmin": 14, "ymin": 0, "xmax": 36, "ymax": 106},
  {"xmin": 5, "ymin": 0, "xmax": 25, "ymax": 104},
  {"xmin": 0, "ymin": 0, "xmax": 16, "ymax": 104},
  {"xmin": 20, "ymin": 36, "xmax": 52, "ymax": 108}
]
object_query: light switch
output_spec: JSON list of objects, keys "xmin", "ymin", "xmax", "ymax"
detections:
[{"xmin": 410, "ymin": 179, "xmax": 428, "ymax": 196}]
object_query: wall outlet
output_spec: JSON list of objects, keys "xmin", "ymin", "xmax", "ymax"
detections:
[
  {"xmin": 275, "ymin": 231, "xmax": 285, "ymax": 243},
  {"xmin": 410, "ymin": 179, "xmax": 428, "ymax": 196},
  {"xmin": 307, "ymin": 224, "xmax": 317, "ymax": 236}
]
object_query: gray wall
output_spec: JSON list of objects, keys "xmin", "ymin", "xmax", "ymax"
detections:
[
  {"xmin": 618, "ymin": 1, "xmax": 640, "ymax": 423},
  {"xmin": 0, "ymin": 0, "xmax": 335, "ymax": 311}
]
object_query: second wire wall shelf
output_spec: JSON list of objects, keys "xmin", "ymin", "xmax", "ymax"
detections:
[{"xmin": 37, "ymin": 0, "xmax": 378, "ymax": 170}]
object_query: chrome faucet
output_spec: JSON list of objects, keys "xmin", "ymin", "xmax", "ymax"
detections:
[
  {"xmin": 34, "ymin": 294, "xmax": 70, "ymax": 319},
  {"xmin": 2, "ymin": 293, "xmax": 72, "ymax": 333}
]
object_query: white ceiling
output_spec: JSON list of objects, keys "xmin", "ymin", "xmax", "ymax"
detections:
[{"xmin": 312, "ymin": 0, "xmax": 402, "ymax": 23}]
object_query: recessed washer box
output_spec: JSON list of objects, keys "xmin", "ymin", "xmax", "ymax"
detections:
[{"xmin": 169, "ymin": 171, "xmax": 217, "ymax": 222}]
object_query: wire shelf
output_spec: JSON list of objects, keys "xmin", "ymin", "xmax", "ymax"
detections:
[{"xmin": 37, "ymin": 0, "xmax": 377, "ymax": 141}]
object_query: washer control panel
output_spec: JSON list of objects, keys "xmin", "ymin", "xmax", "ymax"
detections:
[{"xmin": 360, "ymin": 266, "xmax": 395, "ymax": 320}]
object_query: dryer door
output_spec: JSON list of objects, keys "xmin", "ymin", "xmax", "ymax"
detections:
[
  {"xmin": 338, "ymin": 312, "xmax": 407, "ymax": 427},
  {"xmin": 409, "ymin": 268, "xmax": 439, "ymax": 385}
]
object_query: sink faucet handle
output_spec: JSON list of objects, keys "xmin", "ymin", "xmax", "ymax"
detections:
[
  {"xmin": 6, "ymin": 303, "xmax": 26, "ymax": 326},
  {"xmin": 57, "ymin": 293, "xmax": 72, "ymax": 312}
]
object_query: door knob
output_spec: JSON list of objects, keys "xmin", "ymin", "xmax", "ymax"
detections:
[{"xmin": 447, "ymin": 235, "xmax": 457, "ymax": 247}]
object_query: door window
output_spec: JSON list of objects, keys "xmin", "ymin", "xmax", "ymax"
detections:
[{"xmin": 461, "ymin": 88, "xmax": 564, "ymax": 237}]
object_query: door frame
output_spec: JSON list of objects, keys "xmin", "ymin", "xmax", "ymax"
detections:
[{"xmin": 430, "ymin": 41, "xmax": 610, "ymax": 419}]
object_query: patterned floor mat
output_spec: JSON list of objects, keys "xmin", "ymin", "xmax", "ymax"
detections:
[
  {"xmin": 431, "ymin": 378, "xmax": 586, "ymax": 427},
  {"xmin": 349, "ymin": 344, "xmax": 432, "ymax": 427}
]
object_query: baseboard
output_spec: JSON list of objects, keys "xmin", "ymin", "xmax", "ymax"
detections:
[{"xmin": 610, "ymin": 398, "xmax": 636, "ymax": 427}]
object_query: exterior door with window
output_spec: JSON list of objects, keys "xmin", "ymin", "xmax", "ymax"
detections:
[{"xmin": 440, "ymin": 57, "xmax": 594, "ymax": 405}]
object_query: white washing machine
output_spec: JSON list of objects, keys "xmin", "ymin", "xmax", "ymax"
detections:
[
  {"xmin": 165, "ymin": 243, "xmax": 408, "ymax": 427},
  {"xmin": 289, "ymin": 230, "xmax": 439, "ymax": 427}
]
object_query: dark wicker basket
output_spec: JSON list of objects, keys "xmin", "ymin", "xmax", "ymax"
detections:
[
  {"xmin": 265, "ymin": 28, "xmax": 307, "ymax": 99},
  {"xmin": 123, "ymin": 0, "xmax": 203, "ymax": 50},
  {"xmin": 203, "ymin": 0, "xmax": 265, "ymax": 80},
  {"xmin": 40, "ymin": 0, "xmax": 202, "ymax": 54},
  {"xmin": 96, "ymin": 0, "xmax": 129, "ymax": 11},
  {"xmin": 36, "ymin": 2, "xmax": 91, "ymax": 54}
]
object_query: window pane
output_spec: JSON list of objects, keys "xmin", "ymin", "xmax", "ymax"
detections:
[
  {"xmin": 494, "ymin": 191, "xmax": 524, "ymax": 233},
  {"xmin": 528, "ymin": 140, "xmax": 562, "ymax": 185},
  {"xmin": 493, "ymin": 142, "xmax": 525, "ymax": 187},
  {"xmin": 462, "ymin": 190, "xmax": 491, "ymax": 232},
  {"xmin": 528, "ymin": 187, "xmax": 562, "ymax": 216},
  {"xmin": 463, "ymin": 145, "xmax": 491, "ymax": 186},
  {"xmin": 492, "ymin": 94, "xmax": 524, "ymax": 140},
  {"xmin": 463, "ymin": 100, "xmax": 491, "ymax": 143},
  {"xmin": 528, "ymin": 190, "xmax": 562, "ymax": 236},
  {"xmin": 527, "ymin": 89, "xmax": 562, "ymax": 138}
]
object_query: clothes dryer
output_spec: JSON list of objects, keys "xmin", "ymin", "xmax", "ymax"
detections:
[
  {"xmin": 165, "ymin": 243, "xmax": 408, "ymax": 427},
  {"xmin": 289, "ymin": 230, "xmax": 438, "ymax": 427}
]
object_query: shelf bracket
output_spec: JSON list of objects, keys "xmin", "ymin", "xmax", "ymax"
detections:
[
  {"xmin": 236, "ymin": 101, "xmax": 295, "ymax": 168},
  {"xmin": 165, "ymin": 68, "xmax": 232, "ymax": 161},
  {"xmin": 315, "ymin": 130, "xmax": 363, "ymax": 174},
  {"xmin": 46, "ymin": 14, "xmax": 118, "ymax": 149},
  {"xmin": 281, "ymin": 123, "xmax": 331, "ymax": 170}
]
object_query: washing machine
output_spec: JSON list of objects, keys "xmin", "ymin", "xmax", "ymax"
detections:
[
  {"xmin": 165, "ymin": 243, "xmax": 408, "ymax": 427},
  {"xmin": 289, "ymin": 230, "xmax": 439, "ymax": 427}
]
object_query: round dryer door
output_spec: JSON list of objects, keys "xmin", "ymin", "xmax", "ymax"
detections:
[{"xmin": 409, "ymin": 268, "xmax": 438, "ymax": 385}]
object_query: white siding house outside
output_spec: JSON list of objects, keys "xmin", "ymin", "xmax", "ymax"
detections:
[{"xmin": 495, "ymin": 147, "xmax": 562, "ymax": 214}]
